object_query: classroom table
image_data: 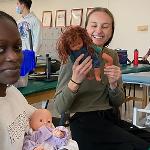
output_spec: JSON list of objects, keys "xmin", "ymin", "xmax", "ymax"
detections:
[
  {"xmin": 18, "ymin": 80, "xmax": 57, "ymax": 104},
  {"xmin": 18, "ymin": 64, "xmax": 150, "ymax": 106},
  {"xmin": 121, "ymin": 64, "xmax": 150, "ymax": 74},
  {"xmin": 122, "ymin": 71, "xmax": 150, "ymax": 108}
]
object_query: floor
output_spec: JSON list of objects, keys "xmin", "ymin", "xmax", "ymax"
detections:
[{"xmin": 121, "ymin": 84, "xmax": 145, "ymax": 122}]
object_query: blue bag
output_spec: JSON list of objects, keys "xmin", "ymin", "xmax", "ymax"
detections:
[{"xmin": 20, "ymin": 49, "xmax": 36, "ymax": 76}]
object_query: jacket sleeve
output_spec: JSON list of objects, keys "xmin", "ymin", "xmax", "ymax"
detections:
[
  {"xmin": 31, "ymin": 18, "xmax": 42, "ymax": 55},
  {"xmin": 108, "ymin": 50, "xmax": 125, "ymax": 107},
  {"xmin": 53, "ymin": 60, "xmax": 78, "ymax": 114}
]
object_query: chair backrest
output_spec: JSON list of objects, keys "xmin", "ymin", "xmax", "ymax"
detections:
[{"xmin": 133, "ymin": 107, "xmax": 150, "ymax": 128}]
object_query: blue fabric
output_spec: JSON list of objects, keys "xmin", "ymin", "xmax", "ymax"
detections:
[
  {"xmin": 122, "ymin": 72, "xmax": 150, "ymax": 85},
  {"xmin": 92, "ymin": 44, "xmax": 102, "ymax": 54},
  {"xmin": 70, "ymin": 47, "xmax": 100, "ymax": 68},
  {"xmin": 20, "ymin": 50, "xmax": 36, "ymax": 76}
]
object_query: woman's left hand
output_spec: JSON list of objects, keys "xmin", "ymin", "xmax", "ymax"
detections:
[{"xmin": 104, "ymin": 65, "xmax": 121, "ymax": 89}]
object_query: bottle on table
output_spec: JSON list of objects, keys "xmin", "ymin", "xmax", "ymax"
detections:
[{"xmin": 133, "ymin": 49, "xmax": 139, "ymax": 66}]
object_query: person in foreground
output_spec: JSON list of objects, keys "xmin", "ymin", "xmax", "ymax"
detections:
[
  {"xmin": 23, "ymin": 109, "xmax": 78, "ymax": 150},
  {"xmin": 54, "ymin": 7, "xmax": 150, "ymax": 150},
  {"xmin": 0, "ymin": 11, "xmax": 35, "ymax": 149}
]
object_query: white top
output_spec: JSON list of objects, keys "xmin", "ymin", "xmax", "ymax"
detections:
[
  {"xmin": 17, "ymin": 12, "xmax": 43, "ymax": 55},
  {"xmin": 0, "ymin": 86, "xmax": 35, "ymax": 150}
]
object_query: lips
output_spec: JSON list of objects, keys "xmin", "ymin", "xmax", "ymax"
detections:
[
  {"xmin": 92, "ymin": 35, "xmax": 103, "ymax": 39},
  {"xmin": 0, "ymin": 64, "xmax": 20, "ymax": 71},
  {"xmin": 3, "ymin": 68, "xmax": 20, "ymax": 76},
  {"xmin": 0, "ymin": 65, "xmax": 20, "ymax": 75}
]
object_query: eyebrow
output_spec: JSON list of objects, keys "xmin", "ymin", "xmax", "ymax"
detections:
[{"xmin": 90, "ymin": 22, "xmax": 111, "ymax": 25}]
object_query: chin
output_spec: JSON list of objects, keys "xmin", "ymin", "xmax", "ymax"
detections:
[{"xmin": 92, "ymin": 39, "xmax": 103, "ymax": 46}]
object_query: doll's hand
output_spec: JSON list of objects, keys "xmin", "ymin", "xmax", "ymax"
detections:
[
  {"xmin": 72, "ymin": 54, "xmax": 92, "ymax": 83},
  {"xmin": 104, "ymin": 65, "xmax": 121, "ymax": 89},
  {"xmin": 34, "ymin": 145, "xmax": 44, "ymax": 150},
  {"xmin": 52, "ymin": 128, "xmax": 65, "ymax": 138}
]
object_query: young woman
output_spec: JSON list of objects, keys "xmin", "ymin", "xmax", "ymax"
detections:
[
  {"xmin": 0, "ymin": 11, "xmax": 35, "ymax": 149},
  {"xmin": 54, "ymin": 7, "xmax": 150, "ymax": 150}
]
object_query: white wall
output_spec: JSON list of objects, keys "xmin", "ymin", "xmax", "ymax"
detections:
[
  {"xmin": 109, "ymin": 0, "xmax": 150, "ymax": 60},
  {"xmin": 0, "ymin": 0, "xmax": 150, "ymax": 60}
]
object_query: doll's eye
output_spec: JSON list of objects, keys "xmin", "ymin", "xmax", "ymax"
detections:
[
  {"xmin": 48, "ymin": 121, "xmax": 51, "ymax": 123},
  {"xmin": 40, "ymin": 119, "xmax": 43, "ymax": 122}
]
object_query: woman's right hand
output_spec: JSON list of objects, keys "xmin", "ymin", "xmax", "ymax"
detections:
[
  {"xmin": 68, "ymin": 54, "xmax": 92, "ymax": 92},
  {"xmin": 72, "ymin": 54, "xmax": 92, "ymax": 83}
]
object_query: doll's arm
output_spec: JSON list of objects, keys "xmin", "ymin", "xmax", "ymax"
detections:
[
  {"xmin": 52, "ymin": 126, "xmax": 70, "ymax": 139},
  {"xmin": 23, "ymin": 127, "xmax": 53, "ymax": 150},
  {"xmin": 22, "ymin": 133, "xmax": 38, "ymax": 150},
  {"xmin": 52, "ymin": 128, "xmax": 65, "ymax": 138},
  {"xmin": 102, "ymin": 53, "xmax": 113, "ymax": 66}
]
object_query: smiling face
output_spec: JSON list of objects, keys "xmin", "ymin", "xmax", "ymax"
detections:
[
  {"xmin": 0, "ymin": 19, "xmax": 22, "ymax": 86},
  {"xmin": 86, "ymin": 11, "xmax": 113, "ymax": 47}
]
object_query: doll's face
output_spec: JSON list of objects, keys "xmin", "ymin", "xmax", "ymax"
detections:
[
  {"xmin": 69, "ymin": 37, "xmax": 83, "ymax": 51},
  {"xmin": 30, "ymin": 109, "xmax": 52, "ymax": 131}
]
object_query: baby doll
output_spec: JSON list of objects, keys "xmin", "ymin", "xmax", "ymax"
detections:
[
  {"xmin": 22, "ymin": 109, "xmax": 71, "ymax": 150},
  {"xmin": 57, "ymin": 26, "xmax": 113, "ymax": 81}
]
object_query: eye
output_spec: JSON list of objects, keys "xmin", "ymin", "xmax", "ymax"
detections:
[
  {"xmin": 90, "ymin": 23, "xmax": 97, "ymax": 28},
  {"xmin": 0, "ymin": 47, "xmax": 5, "ymax": 53},
  {"xmin": 91, "ymin": 25, "xmax": 97, "ymax": 28},
  {"xmin": 102, "ymin": 26, "xmax": 109, "ymax": 29},
  {"xmin": 40, "ymin": 119, "xmax": 43, "ymax": 122},
  {"xmin": 102, "ymin": 24, "xmax": 111, "ymax": 29},
  {"xmin": 13, "ymin": 44, "xmax": 22, "ymax": 53},
  {"xmin": 48, "ymin": 121, "xmax": 51, "ymax": 123}
]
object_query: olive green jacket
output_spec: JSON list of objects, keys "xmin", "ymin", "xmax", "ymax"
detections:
[{"xmin": 53, "ymin": 47, "xmax": 125, "ymax": 114}]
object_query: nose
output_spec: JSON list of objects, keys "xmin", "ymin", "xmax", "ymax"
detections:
[
  {"xmin": 96, "ymin": 26, "xmax": 103, "ymax": 33},
  {"xmin": 43, "ymin": 122, "xmax": 48, "ymax": 125}
]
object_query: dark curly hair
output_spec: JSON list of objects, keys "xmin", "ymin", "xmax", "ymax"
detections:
[{"xmin": 57, "ymin": 26, "xmax": 94, "ymax": 64}]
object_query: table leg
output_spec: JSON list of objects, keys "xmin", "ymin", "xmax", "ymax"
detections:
[{"xmin": 142, "ymin": 85, "xmax": 149, "ymax": 108}]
